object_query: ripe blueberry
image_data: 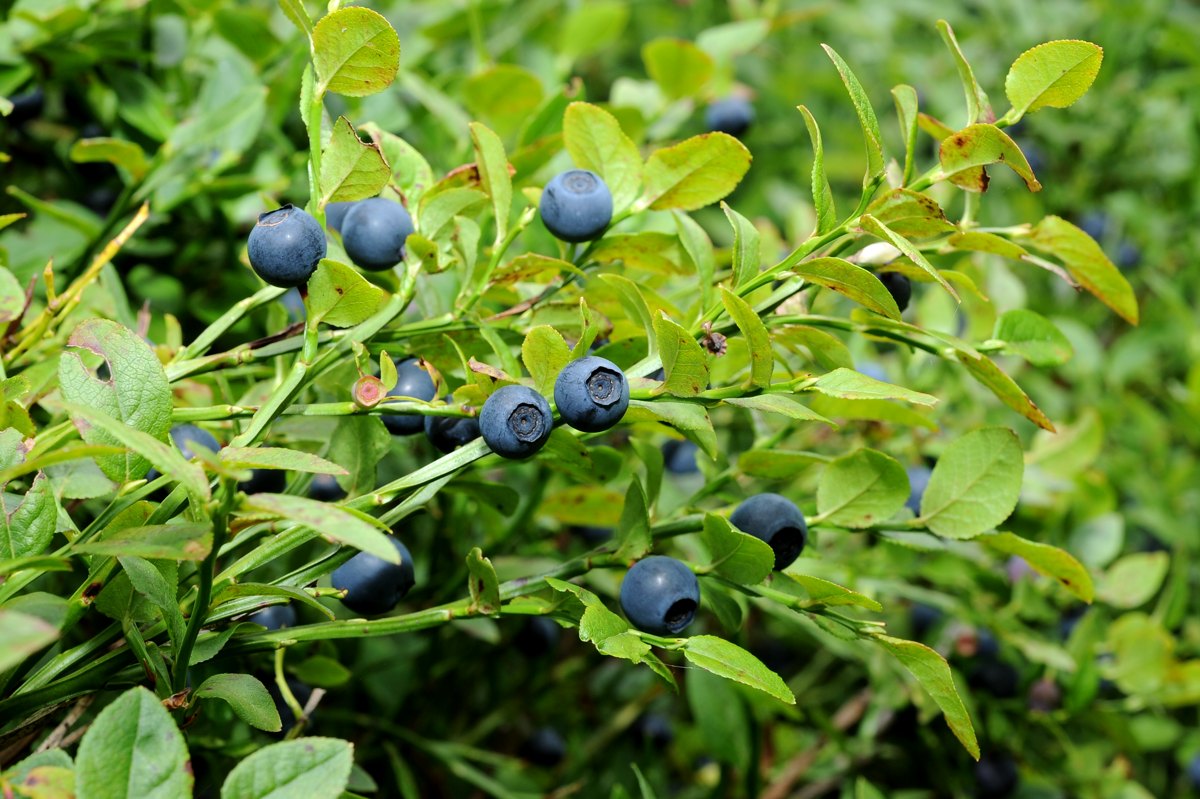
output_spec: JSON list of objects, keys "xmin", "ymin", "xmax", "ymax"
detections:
[
  {"xmin": 521, "ymin": 726, "xmax": 567, "ymax": 767},
  {"xmin": 857, "ymin": 361, "xmax": 888, "ymax": 382},
  {"xmin": 729, "ymin": 493, "xmax": 808, "ymax": 571},
  {"xmin": 480, "ymin": 385, "xmax": 553, "ymax": 459},
  {"xmin": 324, "ymin": 201, "xmax": 356, "ymax": 233},
  {"xmin": 332, "ymin": 536, "xmax": 416, "ymax": 616},
  {"xmin": 148, "ymin": 424, "xmax": 220, "ymax": 481},
  {"xmin": 1078, "ymin": 211, "xmax": 1109, "ymax": 241},
  {"xmin": 910, "ymin": 603, "xmax": 943, "ymax": 637},
  {"xmin": 633, "ymin": 713, "xmax": 674, "ymax": 749},
  {"xmin": 662, "ymin": 440, "xmax": 699, "ymax": 475},
  {"xmin": 248, "ymin": 204, "xmax": 326, "ymax": 288},
  {"xmin": 539, "ymin": 169, "xmax": 612, "ymax": 243},
  {"xmin": 878, "ymin": 271, "xmax": 912, "ymax": 312},
  {"xmin": 572, "ymin": 526, "xmax": 613, "ymax": 544},
  {"xmin": 308, "ymin": 473, "xmax": 347, "ymax": 502},
  {"xmin": 705, "ymin": 97, "xmax": 755, "ymax": 138},
  {"xmin": 424, "ymin": 397, "xmax": 481, "ymax": 454},
  {"xmin": 382, "ymin": 357, "xmax": 437, "ymax": 436},
  {"xmin": 1188, "ymin": 754, "xmax": 1200, "ymax": 789},
  {"xmin": 619, "ymin": 555, "xmax": 700, "ymax": 636},
  {"xmin": 514, "ymin": 617, "xmax": 560, "ymax": 658},
  {"xmin": 906, "ymin": 465, "xmax": 932, "ymax": 515},
  {"xmin": 279, "ymin": 287, "xmax": 306, "ymax": 322},
  {"xmin": 247, "ymin": 603, "xmax": 296, "ymax": 631},
  {"xmin": 974, "ymin": 754, "xmax": 1019, "ymax": 798},
  {"xmin": 239, "ymin": 468, "xmax": 287, "ymax": 495},
  {"xmin": 553, "ymin": 356, "xmax": 629, "ymax": 432},
  {"xmin": 341, "ymin": 197, "xmax": 414, "ymax": 271},
  {"xmin": 969, "ymin": 659, "xmax": 1019, "ymax": 699}
]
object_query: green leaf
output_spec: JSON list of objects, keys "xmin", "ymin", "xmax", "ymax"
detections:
[
  {"xmin": 953, "ymin": 350, "xmax": 1055, "ymax": 431},
  {"xmin": 979, "ymin": 532, "xmax": 1094, "ymax": 603},
  {"xmin": 939, "ymin": 123, "xmax": 1041, "ymax": 193},
  {"xmin": 918, "ymin": 427, "xmax": 1023, "ymax": 539},
  {"xmin": 1005, "ymin": 40, "xmax": 1103, "ymax": 120},
  {"xmin": 540, "ymin": 486, "xmax": 625, "ymax": 527},
  {"xmin": 563, "ymin": 102, "xmax": 643, "ymax": 214},
  {"xmin": 76, "ymin": 687, "xmax": 193, "ymax": 799},
  {"xmin": 466, "ymin": 547, "xmax": 501, "ymax": 615},
  {"xmin": 58, "ymin": 401, "xmax": 209, "ymax": 504},
  {"xmin": 288, "ymin": 656, "xmax": 352, "ymax": 688},
  {"xmin": 808, "ymin": 368, "xmax": 937, "ymax": 406},
  {"xmin": 312, "ymin": 6, "xmax": 400, "ymax": 97},
  {"xmin": 1024, "ymin": 215, "xmax": 1138, "ymax": 325},
  {"xmin": 821, "ymin": 45, "xmax": 884, "ymax": 185},
  {"xmin": 328, "ymin": 416, "xmax": 390, "ymax": 496},
  {"xmin": 307, "ymin": 259, "xmax": 388, "ymax": 328},
  {"xmin": 817, "ymin": 448, "xmax": 908, "ymax": 528},
  {"xmin": 686, "ymin": 668, "xmax": 752, "ymax": 770},
  {"xmin": 220, "ymin": 738, "xmax": 352, "ymax": 799},
  {"xmin": 653, "ymin": 315, "xmax": 710, "ymax": 397},
  {"xmin": 778, "ymin": 573, "xmax": 883, "ymax": 612},
  {"xmin": 674, "ymin": 212, "xmax": 716, "ymax": 315},
  {"xmin": 797, "ymin": 105, "xmax": 836, "ymax": 234},
  {"xmin": 59, "ymin": 319, "xmax": 172, "ymax": 483},
  {"xmin": 219, "ymin": 448, "xmax": 347, "ymax": 475},
  {"xmin": 1098, "ymin": 552, "xmax": 1170, "ymax": 609},
  {"xmin": 0, "ymin": 609, "xmax": 58, "ymax": 673},
  {"xmin": 0, "ymin": 266, "xmax": 25, "ymax": 326},
  {"xmin": 615, "ymin": 480, "xmax": 652, "ymax": 561},
  {"xmin": 521, "ymin": 326, "xmax": 572, "ymax": 397},
  {"xmin": 75, "ymin": 522, "xmax": 212, "ymax": 561},
  {"xmin": 947, "ymin": 231, "xmax": 1029, "ymax": 259},
  {"xmin": 120, "ymin": 555, "xmax": 185, "ymax": 651},
  {"xmin": 463, "ymin": 65, "xmax": 544, "ymax": 138},
  {"xmin": 242, "ymin": 494, "xmax": 398, "ymax": 565},
  {"xmin": 858, "ymin": 215, "xmax": 959, "ymax": 301},
  {"xmin": 696, "ymin": 19, "xmax": 770, "ymax": 62},
  {"xmin": 738, "ymin": 449, "xmax": 828, "ymax": 480},
  {"xmin": 722, "ymin": 394, "xmax": 835, "ymax": 426},
  {"xmin": 69, "ymin": 137, "xmax": 148, "ymax": 180},
  {"xmin": 865, "ymin": 189, "xmax": 955, "ymax": 239},
  {"xmin": 721, "ymin": 203, "xmax": 760, "ymax": 289},
  {"xmin": 682, "ymin": 635, "xmax": 795, "ymax": 704},
  {"xmin": 624, "ymin": 400, "xmax": 716, "ymax": 460},
  {"xmin": 598, "ymin": 274, "xmax": 656, "ymax": 355},
  {"xmin": 320, "ymin": 116, "xmax": 390, "ymax": 205},
  {"xmin": 876, "ymin": 636, "xmax": 979, "ymax": 759},
  {"xmin": 642, "ymin": 38, "xmax": 714, "ymax": 100},
  {"xmin": 591, "ymin": 233, "xmax": 686, "ymax": 276},
  {"xmin": 719, "ymin": 287, "xmax": 772, "ymax": 387},
  {"xmin": 642, "ymin": 133, "xmax": 751, "ymax": 212},
  {"xmin": 936, "ymin": 20, "xmax": 993, "ymax": 124},
  {"xmin": 559, "ymin": 1, "xmax": 630, "ymax": 61},
  {"xmin": 278, "ymin": 0, "xmax": 313, "ymax": 37},
  {"xmin": 196, "ymin": 673, "xmax": 282, "ymax": 732},
  {"xmin": 792, "ymin": 257, "xmax": 901, "ymax": 320},
  {"xmin": 992, "ymin": 309, "xmax": 1073, "ymax": 366},
  {"xmin": 631, "ymin": 764, "xmax": 659, "ymax": 799},
  {"xmin": 701, "ymin": 513, "xmax": 773, "ymax": 585},
  {"xmin": 417, "ymin": 187, "xmax": 487, "ymax": 242},
  {"xmin": 357, "ymin": 124, "xmax": 434, "ymax": 203},
  {"xmin": 892, "ymin": 85, "xmax": 920, "ymax": 186},
  {"xmin": 2, "ymin": 472, "xmax": 55, "ymax": 559},
  {"xmin": 468, "ymin": 122, "xmax": 511, "ymax": 246}
]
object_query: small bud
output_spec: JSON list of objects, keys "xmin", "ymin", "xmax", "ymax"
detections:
[{"xmin": 354, "ymin": 375, "xmax": 386, "ymax": 408}]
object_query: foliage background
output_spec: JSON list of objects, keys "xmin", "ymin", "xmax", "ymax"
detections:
[{"xmin": 1, "ymin": 0, "xmax": 1198, "ymax": 797}]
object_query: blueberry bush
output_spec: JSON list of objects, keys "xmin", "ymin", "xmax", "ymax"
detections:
[{"xmin": 1, "ymin": 1, "xmax": 1195, "ymax": 797}]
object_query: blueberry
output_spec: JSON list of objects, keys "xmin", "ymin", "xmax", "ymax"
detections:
[
  {"xmin": 324, "ymin": 201, "xmax": 356, "ymax": 233},
  {"xmin": 1027, "ymin": 677, "xmax": 1061, "ymax": 713},
  {"xmin": 553, "ymin": 356, "xmax": 629, "ymax": 433},
  {"xmin": 247, "ymin": 603, "xmax": 296, "ymax": 631},
  {"xmin": 514, "ymin": 617, "xmax": 560, "ymax": 657},
  {"xmin": 239, "ymin": 468, "xmax": 287, "ymax": 495},
  {"xmin": 633, "ymin": 713, "xmax": 674, "ymax": 749},
  {"xmin": 521, "ymin": 726, "xmax": 566, "ymax": 767},
  {"xmin": 729, "ymin": 493, "xmax": 808, "ymax": 571},
  {"xmin": 705, "ymin": 97, "xmax": 755, "ymax": 138},
  {"xmin": 910, "ymin": 603, "xmax": 943, "ymax": 637},
  {"xmin": 539, "ymin": 169, "xmax": 613, "ymax": 243},
  {"xmin": 8, "ymin": 87, "xmax": 44, "ymax": 125},
  {"xmin": 974, "ymin": 629, "xmax": 1000, "ymax": 660},
  {"xmin": 1014, "ymin": 137, "xmax": 1045, "ymax": 174},
  {"xmin": 1078, "ymin": 211, "xmax": 1109, "ymax": 241},
  {"xmin": 906, "ymin": 465, "xmax": 932, "ymax": 515},
  {"xmin": 148, "ymin": 424, "xmax": 221, "ymax": 480},
  {"xmin": 857, "ymin": 361, "xmax": 888, "ymax": 382},
  {"xmin": 248, "ymin": 204, "xmax": 326, "ymax": 288},
  {"xmin": 1116, "ymin": 240, "xmax": 1141, "ymax": 268},
  {"xmin": 424, "ymin": 398, "xmax": 482, "ymax": 454},
  {"xmin": 331, "ymin": 536, "xmax": 416, "ymax": 616},
  {"xmin": 309, "ymin": 473, "xmax": 347, "ymax": 502},
  {"xmin": 662, "ymin": 440, "xmax": 699, "ymax": 475},
  {"xmin": 479, "ymin": 385, "xmax": 553, "ymax": 459},
  {"xmin": 572, "ymin": 526, "xmax": 613, "ymax": 544},
  {"xmin": 974, "ymin": 754, "xmax": 1018, "ymax": 798},
  {"xmin": 341, "ymin": 197, "xmax": 414, "ymax": 271},
  {"xmin": 877, "ymin": 271, "xmax": 912, "ymax": 312},
  {"xmin": 969, "ymin": 659, "xmax": 1019, "ymax": 699},
  {"xmin": 382, "ymin": 357, "xmax": 437, "ymax": 436},
  {"xmin": 1059, "ymin": 606, "xmax": 1086, "ymax": 640},
  {"xmin": 619, "ymin": 556, "xmax": 700, "ymax": 636},
  {"xmin": 1188, "ymin": 754, "xmax": 1200, "ymax": 788}
]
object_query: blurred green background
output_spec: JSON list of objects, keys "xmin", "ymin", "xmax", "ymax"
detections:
[{"xmin": 3, "ymin": 0, "xmax": 1199, "ymax": 796}]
